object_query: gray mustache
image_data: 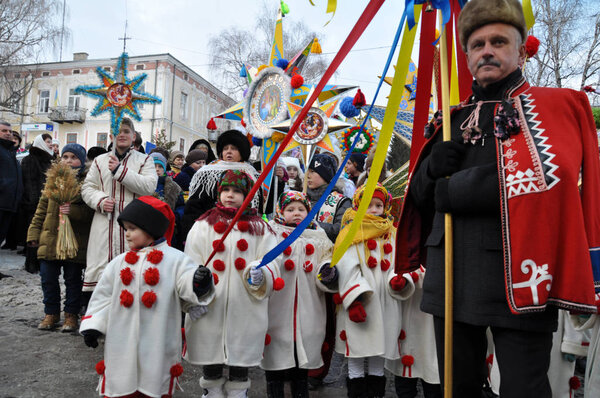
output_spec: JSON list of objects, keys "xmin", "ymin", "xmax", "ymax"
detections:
[{"xmin": 478, "ymin": 59, "xmax": 501, "ymax": 68}]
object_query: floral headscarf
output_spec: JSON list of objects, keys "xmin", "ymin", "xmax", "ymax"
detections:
[
  {"xmin": 351, "ymin": 183, "xmax": 393, "ymax": 219},
  {"xmin": 217, "ymin": 170, "xmax": 253, "ymax": 198},
  {"xmin": 274, "ymin": 191, "xmax": 316, "ymax": 229}
]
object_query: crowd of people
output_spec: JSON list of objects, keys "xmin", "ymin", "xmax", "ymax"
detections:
[{"xmin": 2, "ymin": 0, "xmax": 600, "ymax": 397}]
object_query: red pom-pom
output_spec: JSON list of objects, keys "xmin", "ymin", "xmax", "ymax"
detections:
[
  {"xmin": 410, "ymin": 271, "xmax": 419, "ymax": 283},
  {"xmin": 212, "ymin": 273, "xmax": 219, "ymax": 285},
  {"xmin": 120, "ymin": 267, "xmax": 134, "ymax": 285},
  {"xmin": 367, "ymin": 256, "xmax": 378, "ymax": 268},
  {"xmin": 383, "ymin": 243, "xmax": 393, "ymax": 254},
  {"xmin": 399, "ymin": 329, "xmax": 406, "ymax": 340},
  {"xmin": 305, "ymin": 244, "xmax": 315, "ymax": 255},
  {"xmin": 237, "ymin": 239, "xmax": 248, "ymax": 252},
  {"xmin": 283, "ymin": 247, "xmax": 292, "ymax": 256},
  {"xmin": 144, "ymin": 267, "xmax": 160, "ymax": 286},
  {"xmin": 333, "ymin": 293, "xmax": 343, "ymax": 305},
  {"xmin": 206, "ymin": 118, "xmax": 217, "ymax": 130},
  {"xmin": 282, "ymin": 232, "xmax": 289, "ymax": 238},
  {"xmin": 353, "ymin": 89, "xmax": 366, "ymax": 108},
  {"xmin": 284, "ymin": 259, "xmax": 295, "ymax": 271},
  {"xmin": 120, "ymin": 290, "xmax": 134, "ymax": 307},
  {"xmin": 569, "ymin": 376, "xmax": 581, "ymax": 390},
  {"xmin": 265, "ymin": 333, "xmax": 272, "ymax": 345},
  {"xmin": 291, "ymin": 74, "xmax": 304, "ymax": 89},
  {"xmin": 237, "ymin": 221, "xmax": 249, "ymax": 232},
  {"xmin": 367, "ymin": 239, "xmax": 377, "ymax": 251},
  {"xmin": 401, "ymin": 355, "xmax": 414, "ymax": 366},
  {"xmin": 303, "ymin": 261, "xmax": 313, "ymax": 273},
  {"xmin": 380, "ymin": 259, "xmax": 391, "ymax": 271},
  {"xmin": 340, "ymin": 330, "xmax": 347, "ymax": 341},
  {"xmin": 141, "ymin": 290, "xmax": 157, "ymax": 308},
  {"xmin": 212, "ymin": 240, "xmax": 225, "ymax": 252},
  {"xmin": 214, "ymin": 221, "xmax": 227, "ymax": 234},
  {"xmin": 95, "ymin": 360, "xmax": 105, "ymax": 375},
  {"xmin": 213, "ymin": 259, "xmax": 226, "ymax": 272},
  {"xmin": 147, "ymin": 249, "xmax": 163, "ymax": 264},
  {"xmin": 125, "ymin": 251, "xmax": 139, "ymax": 265},
  {"xmin": 274, "ymin": 277, "xmax": 285, "ymax": 291},
  {"xmin": 525, "ymin": 35, "xmax": 540, "ymax": 58},
  {"xmin": 170, "ymin": 363, "xmax": 184, "ymax": 377},
  {"xmin": 235, "ymin": 258, "xmax": 246, "ymax": 270}
]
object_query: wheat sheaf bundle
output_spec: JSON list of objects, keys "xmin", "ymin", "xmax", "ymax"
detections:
[{"xmin": 43, "ymin": 163, "xmax": 82, "ymax": 260}]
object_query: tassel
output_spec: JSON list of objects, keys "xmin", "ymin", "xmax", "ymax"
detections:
[
  {"xmin": 525, "ymin": 35, "xmax": 540, "ymax": 58},
  {"xmin": 239, "ymin": 64, "xmax": 247, "ymax": 78},
  {"xmin": 352, "ymin": 89, "xmax": 366, "ymax": 108},
  {"xmin": 311, "ymin": 38, "xmax": 322, "ymax": 54},
  {"xmin": 280, "ymin": 0, "xmax": 290, "ymax": 15},
  {"xmin": 206, "ymin": 118, "xmax": 217, "ymax": 130}
]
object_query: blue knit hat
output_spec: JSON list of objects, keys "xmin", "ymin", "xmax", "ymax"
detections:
[
  {"xmin": 61, "ymin": 143, "xmax": 86, "ymax": 168},
  {"xmin": 150, "ymin": 152, "xmax": 167, "ymax": 171}
]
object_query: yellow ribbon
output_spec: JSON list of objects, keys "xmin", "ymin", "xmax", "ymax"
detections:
[
  {"xmin": 523, "ymin": 0, "xmax": 535, "ymax": 31},
  {"xmin": 331, "ymin": 5, "xmax": 422, "ymax": 266}
]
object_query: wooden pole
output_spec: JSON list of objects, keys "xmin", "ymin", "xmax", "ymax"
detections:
[{"xmin": 439, "ymin": 11, "xmax": 454, "ymax": 398}]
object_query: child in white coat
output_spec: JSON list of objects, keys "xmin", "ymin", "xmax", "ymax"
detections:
[
  {"xmin": 334, "ymin": 184, "xmax": 411, "ymax": 398},
  {"xmin": 184, "ymin": 170, "xmax": 282, "ymax": 398},
  {"xmin": 80, "ymin": 196, "xmax": 210, "ymax": 398},
  {"xmin": 262, "ymin": 191, "xmax": 337, "ymax": 397}
]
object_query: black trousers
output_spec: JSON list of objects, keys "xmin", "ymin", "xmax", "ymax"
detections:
[{"xmin": 433, "ymin": 316, "xmax": 553, "ymax": 398}]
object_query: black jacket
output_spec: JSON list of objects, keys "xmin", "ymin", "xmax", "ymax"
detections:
[
  {"xmin": 0, "ymin": 138, "xmax": 23, "ymax": 212},
  {"xmin": 174, "ymin": 165, "xmax": 196, "ymax": 191},
  {"xmin": 20, "ymin": 146, "xmax": 53, "ymax": 213}
]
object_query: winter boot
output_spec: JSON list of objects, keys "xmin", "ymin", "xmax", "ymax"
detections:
[
  {"xmin": 347, "ymin": 376, "xmax": 367, "ymax": 398},
  {"xmin": 290, "ymin": 377, "xmax": 309, "ymax": 398},
  {"xmin": 266, "ymin": 380, "xmax": 285, "ymax": 398},
  {"xmin": 38, "ymin": 314, "xmax": 60, "ymax": 330},
  {"xmin": 200, "ymin": 376, "xmax": 226, "ymax": 398},
  {"xmin": 61, "ymin": 312, "xmax": 79, "ymax": 333},
  {"xmin": 366, "ymin": 375, "xmax": 386, "ymax": 398},
  {"xmin": 224, "ymin": 379, "xmax": 250, "ymax": 398}
]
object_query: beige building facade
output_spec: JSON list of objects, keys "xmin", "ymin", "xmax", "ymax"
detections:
[{"xmin": 1, "ymin": 52, "xmax": 235, "ymax": 153}]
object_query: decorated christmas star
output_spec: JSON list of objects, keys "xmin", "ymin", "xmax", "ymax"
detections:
[{"xmin": 75, "ymin": 52, "xmax": 161, "ymax": 136}]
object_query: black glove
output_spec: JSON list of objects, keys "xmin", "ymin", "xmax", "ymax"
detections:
[
  {"xmin": 434, "ymin": 178, "xmax": 452, "ymax": 213},
  {"xmin": 193, "ymin": 266, "xmax": 213, "ymax": 298},
  {"xmin": 318, "ymin": 263, "xmax": 338, "ymax": 285},
  {"xmin": 81, "ymin": 329, "xmax": 102, "ymax": 348},
  {"xmin": 427, "ymin": 141, "xmax": 466, "ymax": 179}
]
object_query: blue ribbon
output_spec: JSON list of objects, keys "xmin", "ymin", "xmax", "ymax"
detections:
[
  {"xmin": 406, "ymin": 0, "xmax": 451, "ymax": 44},
  {"xmin": 258, "ymin": 10, "xmax": 408, "ymax": 268}
]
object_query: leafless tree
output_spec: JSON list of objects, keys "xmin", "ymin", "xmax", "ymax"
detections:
[
  {"xmin": 0, "ymin": 0, "xmax": 67, "ymax": 115},
  {"xmin": 208, "ymin": 1, "xmax": 328, "ymax": 100},
  {"xmin": 525, "ymin": 0, "xmax": 600, "ymax": 96}
]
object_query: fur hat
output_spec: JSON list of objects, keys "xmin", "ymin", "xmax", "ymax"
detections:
[
  {"xmin": 117, "ymin": 196, "xmax": 175, "ymax": 245},
  {"xmin": 309, "ymin": 153, "xmax": 337, "ymax": 184},
  {"xmin": 216, "ymin": 130, "xmax": 251, "ymax": 162},
  {"xmin": 61, "ymin": 143, "xmax": 86, "ymax": 167},
  {"xmin": 185, "ymin": 149, "xmax": 207, "ymax": 165},
  {"xmin": 458, "ymin": 0, "xmax": 527, "ymax": 50}
]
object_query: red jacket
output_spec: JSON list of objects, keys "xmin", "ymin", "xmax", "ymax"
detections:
[{"xmin": 396, "ymin": 80, "xmax": 600, "ymax": 314}]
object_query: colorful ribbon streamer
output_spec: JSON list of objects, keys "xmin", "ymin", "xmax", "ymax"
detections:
[
  {"xmin": 203, "ymin": 0, "xmax": 386, "ymax": 267},
  {"xmin": 523, "ymin": 0, "xmax": 535, "ymax": 31},
  {"xmin": 331, "ymin": 5, "xmax": 422, "ymax": 267},
  {"xmin": 406, "ymin": 1, "xmax": 449, "ymax": 36}
]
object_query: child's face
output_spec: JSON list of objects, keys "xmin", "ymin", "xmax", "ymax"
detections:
[
  {"xmin": 123, "ymin": 221, "xmax": 155, "ymax": 249},
  {"xmin": 306, "ymin": 169, "xmax": 326, "ymax": 189},
  {"xmin": 220, "ymin": 186, "xmax": 245, "ymax": 208},
  {"xmin": 286, "ymin": 166, "xmax": 298, "ymax": 180},
  {"xmin": 60, "ymin": 152, "xmax": 81, "ymax": 168},
  {"xmin": 173, "ymin": 156, "xmax": 184, "ymax": 168},
  {"xmin": 190, "ymin": 159, "xmax": 205, "ymax": 171},
  {"xmin": 155, "ymin": 164, "xmax": 165, "ymax": 176},
  {"xmin": 283, "ymin": 200, "xmax": 308, "ymax": 225},
  {"xmin": 367, "ymin": 197, "xmax": 385, "ymax": 216}
]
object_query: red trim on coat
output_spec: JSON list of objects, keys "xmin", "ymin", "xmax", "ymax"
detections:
[{"xmin": 341, "ymin": 284, "xmax": 360, "ymax": 301}]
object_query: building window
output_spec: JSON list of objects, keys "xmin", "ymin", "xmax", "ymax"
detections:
[
  {"xmin": 72, "ymin": 69, "xmax": 81, "ymax": 74},
  {"xmin": 179, "ymin": 137, "xmax": 185, "ymax": 152},
  {"xmin": 38, "ymin": 90, "xmax": 50, "ymax": 113},
  {"xmin": 42, "ymin": 71, "xmax": 50, "ymax": 77},
  {"xmin": 14, "ymin": 72, "xmax": 21, "ymax": 79},
  {"xmin": 135, "ymin": 64, "xmax": 145, "ymax": 70},
  {"xmin": 137, "ymin": 83, "xmax": 146, "ymax": 110},
  {"xmin": 180, "ymin": 92, "xmax": 188, "ymax": 120},
  {"xmin": 66, "ymin": 133, "xmax": 78, "ymax": 144},
  {"xmin": 97, "ymin": 132, "xmax": 108, "ymax": 149},
  {"xmin": 183, "ymin": 72, "xmax": 188, "ymax": 81},
  {"xmin": 68, "ymin": 88, "xmax": 80, "ymax": 110}
]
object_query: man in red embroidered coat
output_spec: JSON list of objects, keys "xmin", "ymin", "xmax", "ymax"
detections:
[{"xmin": 395, "ymin": 0, "xmax": 600, "ymax": 397}]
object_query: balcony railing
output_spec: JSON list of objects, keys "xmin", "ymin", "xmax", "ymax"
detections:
[{"xmin": 48, "ymin": 106, "xmax": 87, "ymax": 123}]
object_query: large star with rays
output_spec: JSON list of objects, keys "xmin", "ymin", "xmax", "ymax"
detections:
[{"xmin": 75, "ymin": 52, "xmax": 161, "ymax": 135}]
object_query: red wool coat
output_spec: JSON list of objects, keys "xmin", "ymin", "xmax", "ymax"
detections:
[{"xmin": 396, "ymin": 81, "xmax": 600, "ymax": 314}]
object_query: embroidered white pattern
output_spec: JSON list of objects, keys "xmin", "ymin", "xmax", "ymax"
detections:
[
  {"xmin": 506, "ymin": 168, "xmax": 540, "ymax": 196},
  {"xmin": 512, "ymin": 259, "xmax": 553, "ymax": 305}
]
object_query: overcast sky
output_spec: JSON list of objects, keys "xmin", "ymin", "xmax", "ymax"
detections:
[{"xmin": 56, "ymin": 0, "xmax": 412, "ymax": 105}]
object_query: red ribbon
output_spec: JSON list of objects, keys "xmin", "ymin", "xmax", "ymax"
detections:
[{"xmin": 203, "ymin": 0, "xmax": 386, "ymax": 265}]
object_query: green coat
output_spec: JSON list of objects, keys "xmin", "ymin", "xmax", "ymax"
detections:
[{"xmin": 27, "ymin": 176, "xmax": 94, "ymax": 265}]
